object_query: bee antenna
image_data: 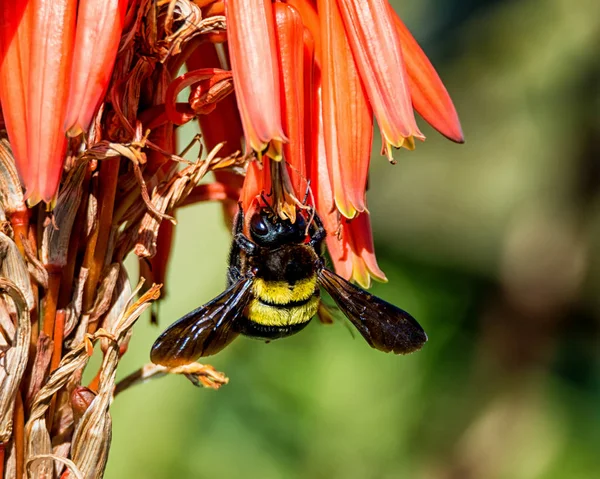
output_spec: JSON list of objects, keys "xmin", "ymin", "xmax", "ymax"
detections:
[
  {"xmin": 302, "ymin": 180, "xmax": 311, "ymax": 205},
  {"xmin": 260, "ymin": 191, "xmax": 276, "ymax": 217}
]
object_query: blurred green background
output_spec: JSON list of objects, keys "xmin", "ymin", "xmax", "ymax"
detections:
[{"xmin": 105, "ymin": 0, "xmax": 600, "ymax": 477}]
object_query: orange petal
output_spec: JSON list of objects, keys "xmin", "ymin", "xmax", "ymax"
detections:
[
  {"xmin": 286, "ymin": 0, "xmax": 321, "ymax": 64},
  {"xmin": 0, "ymin": 2, "xmax": 33, "ymax": 194},
  {"xmin": 392, "ymin": 11, "xmax": 464, "ymax": 143},
  {"xmin": 335, "ymin": 0, "xmax": 424, "ymax": 160},
  {"xmin": 241, "ymin": 160, "xmax": 264, "ymax": 212},
  {"xmin": 64, "ymin": 0, "xmax": 128, "ymax": 136},
  {"xmin": 302, "ymin": 27, "xmax": 317, "ymax": 181},
  {"xmin": 308, "ymin": 80, "xmax": 384, "ymax": 287},
  {"xmin": 274, "ymin": 3, "xmax": 306, "ymax": 198},
  {"xmin": 344, "ymin": 212, "xmax": 387, "ymax": 288},
  {"xmin": 27, "ymin": 0, "xmax": 77, "ymax": 204},
  {"xmin": 225, "ymin": 0, "xmax": 286, "ymax": 153},
  {"xmin": 319, "ymin": 0, "xmax": 372, "ymax": 218},
  {"xmin": 308, "ymin": 87, "xmax": 348, "ymax": 276}
]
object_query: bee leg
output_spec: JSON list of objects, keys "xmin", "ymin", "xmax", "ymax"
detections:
[
  {"xmin": 310, "ymin": 213, "xmax": 326, "ymax": 249},
  {"xmin": 233, "ymin": 203, "xmax": 245, "ymax": 235},
  {"xmin": 234, "ymin": 233, "xmax": 258, "ymax": 255},
  {"xmin": 231, "ymin": 204, "xmax": 258, "ymax": 255}
]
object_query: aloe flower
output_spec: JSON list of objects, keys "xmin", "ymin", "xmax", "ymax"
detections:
[
  {"xmin": 0, "ymin": 0, "xmax": 76, "ymax": 204},
  {"xmin": 64, "ymin": 0, "xmax": 128, "ymax": 137},
  {"xmin": 230, "ymin": 0, "xmax": 463, "ymax": 285},
  {"xmin": 0, "ymin": 1, "xmax": 464, "ymax": 476},
  {"xmin": 225, "ymin": 0, "xmax": 286, "ymax": 155},
  {"xmin": 0, "ymin": 0, "xmax": 127, "ymax": 204}
]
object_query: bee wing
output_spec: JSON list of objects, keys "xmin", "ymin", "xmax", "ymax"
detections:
[
  {"xmin": 151, "ymin": 279, "xmax": 253, "ymax": 366},
  {"xmin": 318, "ymin": 268, "xmax": 427, "ymax": 354}
]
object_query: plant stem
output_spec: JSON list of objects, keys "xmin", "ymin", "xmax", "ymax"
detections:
[
  {"xmin": 42, "ymin": 267, "xmax": 61, "ymax": 338},
  {"xmin": 82, "ymin": 158, "xmax": 119, "ymax": 319},
  {"xmin": 47, "ymin": 310, "xmax": 66, "ymax": 431},
  {"xmin": 13, "ymin": 393, "xmax": 24, "ymax": 479},
  {"xmin": 0, "ymin": 441, "xmax": 5, "ymax": 479}
]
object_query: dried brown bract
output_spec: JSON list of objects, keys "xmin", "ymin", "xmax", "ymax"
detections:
[{"xmin": 0, "ymin": 1, "xmax": 247, "ymax": 477}]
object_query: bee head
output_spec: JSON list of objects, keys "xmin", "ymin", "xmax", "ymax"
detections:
[{"xmin": 249, "ymin": 209, "xmax": 307, "ymax": 247}]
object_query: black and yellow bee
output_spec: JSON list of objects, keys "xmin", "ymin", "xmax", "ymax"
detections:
[{"xmin": 151, "ymin": 206, "xmax": 427, "ymax": 367}]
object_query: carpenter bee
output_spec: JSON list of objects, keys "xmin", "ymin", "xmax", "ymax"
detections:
[{"xmin": 151, "ymin": 206, "xmax": 427, "ymax": 367}]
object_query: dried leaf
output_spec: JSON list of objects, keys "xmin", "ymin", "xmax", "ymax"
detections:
[
  {"xmin": 70, "ymin": 284, "xmax": 160, "ymax": 478},
  {"xmin": 53, "ymin": 442, "xmax": 74, "ymax": 478},
  {"xmin": 87, "ymin": 263, "xmax": 120, "ymax": 325},
  {"xmin": 0, "ymin": 138, "xmax": 26, "ymax": 213},
  {"xmin": 131, "ymin": 144, "xmax": 241, "ymax": 258},
  {"xmin": 24, "ymin": 333, "xmax": 53, "ymax": 411},
  {"xmin": 101, "ymin": 266, "xmax": 132, "ymax": 353},
  {"xmin": 0, "ymin": 232, "xmax": 35, "ymax": 309},
  {"xmin": 21, "ymin": 232, "xmax": 49, "ymax": 289},
  {"xmin": 27, "ymin": 454, "xmax": 84, "ymax": 479},
  {"xmin": 158, "ymin": 0, "xmax": 224, "ymax": 60},
  {"xmin": 25, "ymin": 334, "xmax": 99, "ymax": 475},
  {"xmin": 0, "ymin": 278, "xmax": 31, "ymax": 443},
  {"xmin": 64, "ymin": 267, "xmax": 89, "ymax": 339},
  {"xmin": 115, "ymin": 361, "xmax": 228, "ymax": 395},
  {"xmin": 41, "ymin": 163, "xmax": 86, "ymax": 268}
]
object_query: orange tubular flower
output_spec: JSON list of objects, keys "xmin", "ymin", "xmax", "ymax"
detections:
[
  {"xmin": 64, "ymin": 0, "xmax": 128, "ymax": 137},
  {"xmin": 392, "ymin": 11, "xmax": 464, "ymax": 143},
  {"xmin": 0, "ymin": 2, "xmax": 32, "ymax": 196},
  {"xmin": 0, "ymin": 0, "xmax": 77, "ymax": 204},
  {"xmin": 225, "ymin": 0, "xmax": 463, "ymax": 285},
  {"xmin": 319, "ymin": 0, "xmax": 372, "ymax": 219},
  {"xmin": 274, "ymin": 3, "xmax": 306, "ymax": 199},
  {"xmin": 225, "ymin": 0, "xmax": 286, "ymax": 155},
  {"xmin": 28, "ymin": 0, "xmax": 77, "ymax": 204},
  {"xmin": 335, "ymin": 0, "xmax": 423, "ymax": 160}
]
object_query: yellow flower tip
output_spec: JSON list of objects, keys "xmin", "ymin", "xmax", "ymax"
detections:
[
  {"xmin": 351, "ymin": 259, "xmax": 387, "ymax": 289},
  {"xmin": 351, "ymin": 257, "xmax": 371, "ymax": 289},
  {"xmin": 334, "ymin": 195, "xmax": 358, "ymax": 220},
  {"xmin": 382, "ymin": 132, "xmax": 426, "ymax": 162},
  {"xmin": 370, "ymin": 269, "xmax": 388, "ymax": 284},
  {"xmin": 353, "ymin": 273, "xmax": 371, "ymax": 290},
  {"xmin": 66, "ymin": 124, "xmax": 84, "ymax": 138},
  {"xmin": 45, "ymin": 196, "xmax": 58, "ymax": 212},
  {"xmin": 25, "ymin": 193, "xmax": 43, "ymax": 208},
  {"xmin": 403, "ymin": 136, "xmax": 417, "ymax": 151},
  {"xmin": 265, "ymin": 139, "xmax": 284, "ymax": 161},
  {"xmin": 382, "ymin": 142, "xmax": 397, "ymax": 164}
]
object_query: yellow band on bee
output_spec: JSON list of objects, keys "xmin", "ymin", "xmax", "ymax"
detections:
[
  {"xmin": 252, "ymin": 276, "xmax": 317, "ymax": 305},
  {"xmin": 247, "ymin": 296, "xmax": 320, "ymax": 326}
]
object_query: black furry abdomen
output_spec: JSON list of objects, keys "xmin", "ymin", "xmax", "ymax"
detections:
[{"xmin": 236, "ymin": 317, "xmax": 312, "ymax": 340}]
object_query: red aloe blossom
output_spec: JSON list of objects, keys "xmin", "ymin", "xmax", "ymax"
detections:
[
  {"xmin": 225, "ymin": 0, "xmax": 286, "ymax": 155},
  {"xmin": 274, "ymin": 3, "xmax": 307, "ymax": 199},
  {"xmin": 0, "ymin": 1, "xmax": 32, "ymax": 196},
  {"xmin": 318, "ymin": 0, "xmax": 372, "ymax": 219},
  {"xmin": 0, "ymin": 0, "xmax": 77, "ymax": 204},
  {"xmin": 64, "ymin": 0, "xmax": 128, "ymax": 137},
  {"xmin": 228, "ymin": 0, "xmax": 462, "ymax": 285},
  {"xmin": 392, "ymin": 11, "xmax": 464, "ymax": 143},
  {"xmin": 28, "ymin": 0, "xmax": 77, "ymax": 204},
  {"xmin": 335, "ymin": 0, "xmax": 424, "ymax": 160}
]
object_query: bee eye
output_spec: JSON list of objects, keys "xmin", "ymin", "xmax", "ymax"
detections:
[{"xmin": 250, "ymin": 215, "xmax": 269, "ymax": 236}]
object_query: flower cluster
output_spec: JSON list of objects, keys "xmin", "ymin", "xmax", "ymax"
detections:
[
  {"xmin": 225, "ymin": 0, "xmax": 463, "ymax": 287},
  {"xmin": 0, "ymin": 1, "xmax": 461, "ymax": 476}
]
